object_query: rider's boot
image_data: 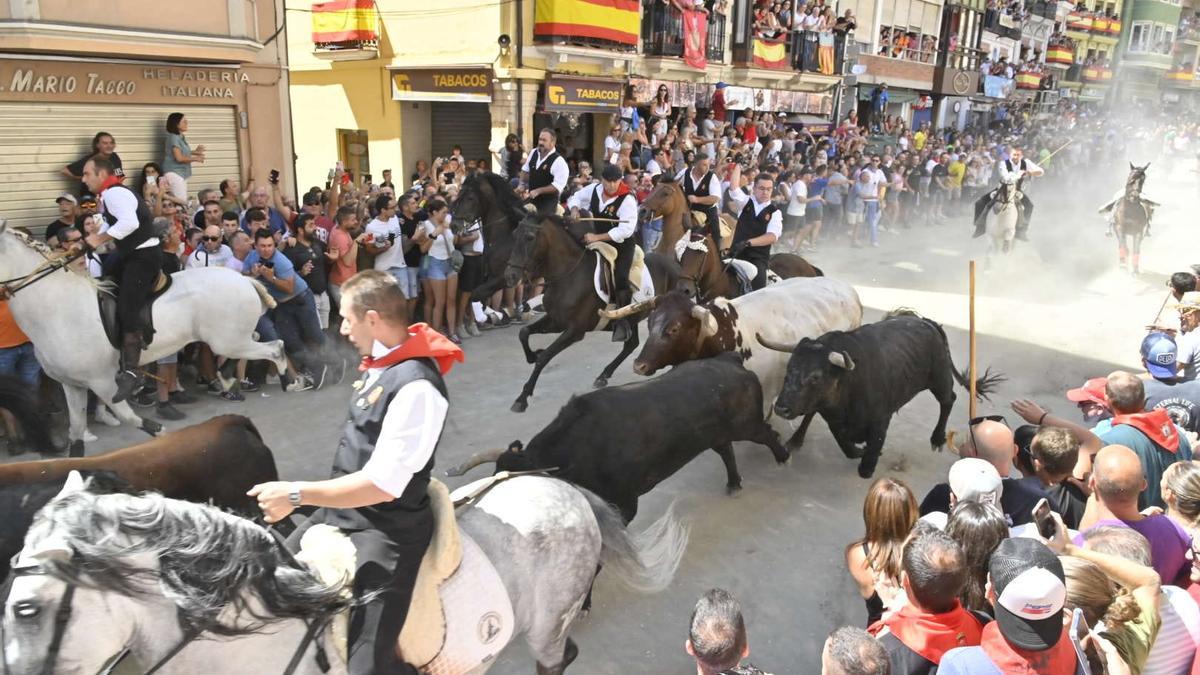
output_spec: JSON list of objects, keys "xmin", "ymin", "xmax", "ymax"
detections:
[
  {"xmin": 610, "ymin": 289, "xmax": 633, "ymax": 343},
  {"xmin": 972, "ymin": 196, "xmax": 989, "ymax": 239},
  {"xmin": 113, "ymin": 332, "xmax": 145, "ymax": 403}
]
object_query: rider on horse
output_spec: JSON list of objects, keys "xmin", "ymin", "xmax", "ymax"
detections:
[
  {"xmin": 520, "ymin": 128, "xmax": 569, "ymax": 216},
  {"xmin": 250, "ymin": 270, "xmax": 463, "ymax": 675},
  {"xmin": 725, "ymin": 165, "xmax": 782, "ymax": 291},
  {"xmin": 79, "ymin": 156, "xmax": 163, "ymax": 403},
  {"xmin": 569, "ymin": 164, "xmax": 640, "ymax": 342},
  {"xmin": 677, "ymin": 152, "xmax": 724, "ymax": 244},
  {"xmin": 972, "ymin": 145, "xmax": 1043, "ymax": 241},
  {"xmin": 1098, "ymin": 163, "xmax": 1159, "ymax": 237}
]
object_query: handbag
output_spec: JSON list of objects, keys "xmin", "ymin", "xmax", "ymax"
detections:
[{"xmin": 450, "ymin": 250, "xmax": 465, "ymax": 273}]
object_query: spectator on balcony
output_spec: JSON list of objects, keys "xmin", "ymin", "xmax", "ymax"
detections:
[
  {"xmin": 754, "ymin": 0, "xmax": 783, "ymax": 39},
  {"xmin": 834, "ymin": 9, "xmax": 856, "ymax": 37},
  {"xmin": 651, "ymin": 85, "xmax": 673, "ymax": 124},
  {"xmin": 775, "ymin": 0, "xmax": 791, "ymax": 30},
  {"xmin": 818, "ymin": 7, "xmax": 837, "ymax": 74}
]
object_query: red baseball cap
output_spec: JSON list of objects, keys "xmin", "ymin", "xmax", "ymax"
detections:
[{"xmin": 1065, "ymin": 377, "xmax": 1107, "ymax": 406}]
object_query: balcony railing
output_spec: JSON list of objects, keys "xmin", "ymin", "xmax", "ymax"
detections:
[
  {"xmin": 983, "ymin": 10, "xmax": 1022, "ymax": 40},
  {"xmin": 642, "ymin": 2, "xmax": 727, "ymax": 63},
  {"xmin": 732, "ymin": 28, "xmax": 845, "ymax": 74},
  {"xmin": 1066, "ymin": 11, "xmax": 1122, "ymax": 36},
  {"xmin": 1029, "ymin": 1, "xmax": 1058, "ymax": 20}
]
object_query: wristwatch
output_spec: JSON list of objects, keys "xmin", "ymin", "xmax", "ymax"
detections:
[{"xmin": 288, "ymin": 485, "xmax": 303, "ymax": 507}]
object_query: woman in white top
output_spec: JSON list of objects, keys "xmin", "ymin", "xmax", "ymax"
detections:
[
  {"xmin": 418, "ymin": 199, "xmax": 460, "ymax": 342},
  {"xmin": 651, "ymin": 84, "xmax": 672, "ymax": 121}
]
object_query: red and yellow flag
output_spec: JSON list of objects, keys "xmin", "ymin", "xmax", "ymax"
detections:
[
  {"xmin": 311, "ymin": 0, "xmax": 377, "ymax": 43},
  {"xmin": 534, "ymin": 0, "xmax": 640, "ymax": 45},
  {"xmin": 752, "ymin": 38, "xmax": 788, "ymax": 69}
]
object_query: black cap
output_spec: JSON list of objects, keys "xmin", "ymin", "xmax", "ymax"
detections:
[
  {"xmin": 600, "ymin": 164, "xmax": 623, "ymax": 181},
  {"xmin": 78, "ymin": 192, "xmax": 97, "ymax": 205}
]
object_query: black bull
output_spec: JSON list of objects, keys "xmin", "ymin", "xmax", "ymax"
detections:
[
  {"xmin": 757, "ymin": 312, "xmax": 1004, "ymax": 479},
  {"xmin": 446, "ymin": 353, "xmax": 788, "ymax": 523}
]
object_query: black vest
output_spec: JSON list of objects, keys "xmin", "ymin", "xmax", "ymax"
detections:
[
  {"xmin": 683, "ymin": 170, "xmax": 716, "ymax": 198},
  {"xmin": 100, "ymin": 185, "xmax": 155, "ymax": 254},
  {"xmin": 589, "ymin": 186, "xmax": 631, "ymax": 235},
  {"xmin": 316, "ymin": 357, "xmax": 447, "ymax": 535},
  {"xmin": 1004, "ymin": 159, "xmax": 1029, "ymax": 189},
  {"xmin": 528, "ymin": 150, "xmax": 561, "ymax": 212},
  {"xmin": 733, "ymin": 199, "xmax": 777, "ymax": 262}
]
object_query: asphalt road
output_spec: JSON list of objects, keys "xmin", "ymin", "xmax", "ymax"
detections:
[{"xmin": 22, "ymin": 157, "xmax": 1199, "ymax": 674}]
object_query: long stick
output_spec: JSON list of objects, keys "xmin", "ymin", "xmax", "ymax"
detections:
[
  {"xmin": 969, "ymin": 260, "xmax": 977, "ymax": 420},
  {"xmin": 1041, "ymin": 139, "xmax": 1073, "ymax": 163},
  {"xmin": 1147, "ymin": 290, "xmax": 1173, "ymax": 330}
]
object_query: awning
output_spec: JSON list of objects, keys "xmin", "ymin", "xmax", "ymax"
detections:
[
  {"xmin": 542, "ymin": 74, "xmax": 625, "ymax": 114},
  {"xmin": 389, "ymin": 67, "xmax": 492, "ymax": 103}
]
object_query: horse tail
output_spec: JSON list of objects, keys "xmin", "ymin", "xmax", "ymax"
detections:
[
  {"xmin": 579, "ymin": 489, "xmax": 689, "ymax": 594},
  {"xmin": 0, "ymin": 373, "xmax": 54, "ymax": 453},
  {"xmin": 249, "ymin": 278, "xmax": 277, "ymax": 311},
  {"xmin": 922, "ymin": 317, "xmax": 1007, "ymax": 401}
]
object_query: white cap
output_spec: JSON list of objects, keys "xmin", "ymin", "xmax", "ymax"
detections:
[
  {"xmin": 948, "ymin": 457, "xmax": 1003, "ymax": 507},
  {"xmin": 996, "ymin": 567, "xmax": 1067, "ymax": 621}
]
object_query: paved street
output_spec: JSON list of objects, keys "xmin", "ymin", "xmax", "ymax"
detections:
[{"xmin": 28, "ymin": 162, "xmax": 1197, "ymax": 673}]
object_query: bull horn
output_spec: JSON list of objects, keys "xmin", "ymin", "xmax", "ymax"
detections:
[
  {"xmin": 599, "ymin": 297, "xmax": 658, "ymax": 320},
  {"xmin": 444, "ymin": 448, "xmax": 507, "ymax": 477},
  {"xmin": 756, "ymin": 333, "xmax": 798, "ymax": 353},
  {"xmin": 829, "ymin": 351, "xmax": 856, "ymax": 371}
]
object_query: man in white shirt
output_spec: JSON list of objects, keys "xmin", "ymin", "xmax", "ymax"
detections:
[
  {"xmin": 363, "ymin": 194, "xmax": 407, "ymax": 282},
  {"xmin": 725, "ymin": 164, "xmax": 782, "ymax": 290},
  {"xmin": 973, "ymin": 145, "xmax": 1043, "ymax": 240},
  {"xmin": 568, "ymin": 164, "xmax": 640, "ymax": 341},
  {"xmin": 519, "ymin": 128, "xmax": 569, "ymax": 215},
  {"xmin": 676, "ymin": 153, "xmax": 724, "ymax": 243},
  {"xmin": 1176, "ymin": 293, "xmax": 1200, "ymax": 380},
  {"xmin": 251, "ymin": 270, "xmax": 462, "ymax": 675},
  {"xmin": 644, "ymin": 147, "xmax": 667, "ymax": 179},
  {"xmin": 187, "ymin": 224, "xmax": 234, "ymax": 269}
]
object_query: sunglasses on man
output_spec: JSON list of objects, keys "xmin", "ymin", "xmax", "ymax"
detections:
[
  {"xmin": 202, "ymin": 236, "xmax": 222, "ymax": 242},
  {"xmin": 967, "ymin": 414, "xmax": 1008, "ymax": 455}
]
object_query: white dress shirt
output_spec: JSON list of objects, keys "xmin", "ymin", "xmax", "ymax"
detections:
[
  {"xmin": 997, "ymin": 157, "xmax": 1043, "ymax": 183},
  {"xmin": 567, "ymin": 183, "xmax": 638, "ymax": 244},
  {"xmin": 365, "ymin": 216, "xmax": 406, "ymax": 270},
  {"xmin": 100, "ymin": 186, "xmax": 159, "ymax": 249},
  {"xmin": 676, "ymin": 168, "xmax": 724, "ymax": 207},
  {"xmin": 522, "ymin": 149, "xmax": 569, "ymax": 193},
  {"xmin": 361, "ymin": 340, "xmax": 450, "ymax": 499},
  {"xmin": 726, "ymin": 188, "xmax": 783, "ymax": 238}
]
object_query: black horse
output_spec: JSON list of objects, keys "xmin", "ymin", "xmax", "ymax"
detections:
[
  {"xmin": 503, "ymin": 213, "xmax": 680, "ymax": 413},
  {"xmin": 1110, "ymin": 163, "xmax": 1155, "ymax": 275},
  {"xmin": 449, "ymin": 172, "xmax": 527, "ymax": 307}
]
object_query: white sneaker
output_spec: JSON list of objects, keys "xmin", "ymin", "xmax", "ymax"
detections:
[
  {"xmin": 286, "ymin": 375, "xmax": 314, "ymax": 393},
  {"xmin": 82, "ymin": 429, "xmax": 98, "ymax": 443},
  {"xmin": 94, "ymin": 406, "xmax": 120, "ymax": 427}
]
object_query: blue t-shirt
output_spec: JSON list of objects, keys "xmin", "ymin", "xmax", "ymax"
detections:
[
  {"xmin": 243, "ymin": 249, "xmax": 307, "ymax": 302},
  {"xmin": 241, "ymin": 208, "xmax": 288, "ymax": 238},
  {"xmin": 810, "ymin": 177, "xmax": 829, "ymax": 200}
]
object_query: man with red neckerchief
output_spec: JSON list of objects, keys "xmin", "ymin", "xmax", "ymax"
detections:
[
  {"xmin": 568, "ymin": 163, "xmax": 640, "ymax": 342},
  {"xmin": 249, "ymin": 269, "xmax": 463, "ymax": 675}
]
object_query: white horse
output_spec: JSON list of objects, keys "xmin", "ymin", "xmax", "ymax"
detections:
[
  {"xmin": 2, "ymin": 472, "xmax": 687, "ymax": 675},
  {"xmin": 984, "ymin": 178, "xmax": 1021, "ymax": 267},
  {"xmin": 0, "ymin": 222, "xmax": 286, "ymax": 452}
]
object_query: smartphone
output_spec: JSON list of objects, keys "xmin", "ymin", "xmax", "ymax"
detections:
[
  {"xmin": 1033, "ymin": 498, "xmax": 1056, "ymax": 540},
  {"xmin": 335, "ymin": 160, "xmax": 344, "ymax": 172},
  {"xmin": 1069, "ymin": 608, "xmax": 1107, "ymax": 674},
  {"xmin": 261, "ymin": 259, "xmax": 274, "ymax": 269},
  {"xmin": 269, "ymin": 169, "xmax": 280, "ymax": 184},
  {"xmin": 147, "ymin": 175, "xmax": 158, "ymax": 187}
]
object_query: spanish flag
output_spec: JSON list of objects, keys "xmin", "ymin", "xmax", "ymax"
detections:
[
  {"xmin": 311, "ymin": 0, "xmax": 377, "ymax": 43},
  {"xmin": 752, "ymin": 38, "xmax": 788, "ymax": 69},
  {"xmin": 534, "ymin": 0, "xmax": 639, "ymax": 45}
]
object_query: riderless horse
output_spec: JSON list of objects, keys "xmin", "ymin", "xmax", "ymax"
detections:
[
  {"xmin": 983, "ymin": 177, "xmax": 1021, "ymax": 267},
  {"xmin": 0, "ymin": 221, "xmax": 286, "ymax": 453},
  {"xmin": 2, "ymin": 473, "xmax": 686, "ymax": 674},
  {"xmin": 1099, "ymin": 163, "xmax": 1155, "ymax": 275},
  {"xmin": 449, "ymin": 172, "xmax": 525, "ymax": 308},
  {"xmin": 503, "ymin": 212, "xmax": 680, "ymax": 412},
  {"xmin": 673, "ymin": 229, "xmax": 824, "ymax": 302}
]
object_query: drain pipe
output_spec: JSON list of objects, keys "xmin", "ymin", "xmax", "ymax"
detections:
[{"xmin": 516, "ymin": 0, "xmax": 525, "ymax": 140}]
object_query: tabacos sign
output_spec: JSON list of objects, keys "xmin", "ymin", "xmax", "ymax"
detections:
[
  {"xmin": 544, "ymin": 75, "xmax": 624, "ymax": 114},
  {"xmin": 0, "ymin": 58, "xmax": 248, "ymax": 104},
  {"xmin": 391, "ymin": 68, "xmax": 493, "ymax": 102}
]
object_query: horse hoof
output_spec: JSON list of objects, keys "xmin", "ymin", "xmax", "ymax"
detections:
[
  {"xmin": 67, "ymin": 440, "xmax": 85, "ymax": 458},
  {"xmin": 593, "ymin": 376, "xmax": 608, "ymax": 389},
  {"xmin": 140, "ymin": 419, "xmax": 163, "ymax": 436},
  {"xmin": 511, "ymin": 399, "xmax": 528, "ymax": 414},
  {"xmin": 726, "ymin": 484, "xmax": 743, "ymax": 497},
  {"xmin": 525, "ymin": 350, "xmax": 543, "ymax": 365}
]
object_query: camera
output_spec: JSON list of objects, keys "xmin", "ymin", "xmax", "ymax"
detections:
[{"xmin": 388, "ymin": 232, "xmax": 397, "ymax": 243}]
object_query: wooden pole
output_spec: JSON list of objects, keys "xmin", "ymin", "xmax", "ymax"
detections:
[{"xmin": 969, "ymin": 260, "xmax": 978, "ymax": 420}]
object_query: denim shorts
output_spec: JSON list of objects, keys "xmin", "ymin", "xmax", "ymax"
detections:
[
  {"xmin": 387, "ymin": 266, "xmax": 420, "ymax": 299},
  {"xmin": 422, "ymin": 256, "xmax": 455, "ymax": 281}
]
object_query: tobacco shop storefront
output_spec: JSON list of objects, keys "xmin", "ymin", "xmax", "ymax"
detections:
[
  {"xmin": 0, "ymin": 55, "xmax": 288, "ymax": 234},
  {"xmin": 534, "ymin": 74, "xmax": 625, "ymax": 169},
  {"xmin": 390, "ymin": 67, "xmax": 494, "ymax": 170}
]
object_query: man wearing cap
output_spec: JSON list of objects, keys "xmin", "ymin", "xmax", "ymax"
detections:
[
  {"xmin": 519, "ymin": 128, "xmax": 569, "ymax": 216},
  {"xmin": 1174, "ymin": 291, "xmax": 1200, "ymax": 381},
  {"xmin": 676, "ymin": 152, "xmax": 723, "ymax": 243},
  {"xmin": 1066, "ymin": 376, "xmax": 1113, "ymax": 428},
  {"xmin": 1097, "ymin": 371, "xmax": 1193, "ymax": 509},
  {"xmin": 568, "ymin": 164, "xmax": 639, "ymax": 342},
  {"xmin": 972, "ymin": 145, "xmax": 1042, "ymax": 241},
  {"xmin": 1138, "ymin": 331, "xmax": 1200, "ymax": 434},
  {"xmin": 78, "ymin": 156, "xmax": 163, "ymax": 403},
  {"xmin": 45, "ymin": 193, "xmax": 81, "ymax": 248},
  {"xmin": 723, "ymin": 164, "xmax": 782, "ymax": 291},
  {"xmin": 869, "ymin": 529, "xmax": 986, "ymax": 674}
]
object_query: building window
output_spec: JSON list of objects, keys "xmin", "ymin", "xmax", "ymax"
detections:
[
  {"xmin": 1129, "ymin": 21, "xmax": 1150, "ymax": 52},
  {"xmin": 1161, "ymin": 26, "xmax": 1176, "ymax": 52},
  {"xmin": 336, "ymin": 129, "xmax": 370, "ymax": 183}
]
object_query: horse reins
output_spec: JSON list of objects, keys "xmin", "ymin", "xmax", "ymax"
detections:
[{"xmin": 0, "ymin": 249, "xmax": 86, "ymax": 297}]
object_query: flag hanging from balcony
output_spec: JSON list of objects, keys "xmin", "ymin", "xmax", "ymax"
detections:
[
  {"xmin": 752, "ymin": 38, "xmax": 788, "ymax": 69},
  {"xmin": 682, "ymin": 9, "xmax": 708, "ymax": 69},
  {"xmin": 534, "ymin": 0, "xmax": 639, "ymax": 46},
  {"xmin": 311, "ymin": 0, "xmax": 377, "ymax": 43}
]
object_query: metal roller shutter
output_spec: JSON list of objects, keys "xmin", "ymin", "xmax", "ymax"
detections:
[
  {"xmin": 430, "ymin": 102, "xmax": 491, "ymax": 165},
  {"xmin": 0, "ymin": 103, "xmax": 239, "ymax": 234}
]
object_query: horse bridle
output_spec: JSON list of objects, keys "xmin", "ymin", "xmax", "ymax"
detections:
[
  {"xmin": 677, "ymin": 234, "xmax": 733, "ymax": 300},
  {"xmin": 0, "ymin": 249, "xmax": 86, "ymax": 298},
  {"xmin": 1, "ymin": 557, "xmax": 331, "ymax": 675},
  {"xmin": 507, "ymin": 218, "xmax": 588, "ymax": 285}
]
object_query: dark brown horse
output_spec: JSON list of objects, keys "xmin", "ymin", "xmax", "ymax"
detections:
[
  {"xmin": 1113, "ymin": 163, "xmax": 1153, "ymax": 275},
  {"xmin": 503, "ymin": 213, "xmax": 680, "ymax": 412},
  {"xmin": 674, "ymin": 229, "xmax": 825, "ymax": 302},
  {"xmin": 449, "ymin": 172, "xmax": 526, "ymax": 303}
]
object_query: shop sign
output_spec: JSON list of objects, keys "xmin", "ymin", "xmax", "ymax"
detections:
[
  {"xmin": 0, "ymin": 58, "xmax": 248, "ymax": 104},
  {"xmin": 543, "ymin": 75, "xmax": 624, "ymax": 114},
  {"xmin": 390, "ymin": 68, "xmax": 493, "ymax": 103}
]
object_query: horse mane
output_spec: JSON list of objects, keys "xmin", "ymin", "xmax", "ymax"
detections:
[
  {"xmin": 34, "ymin": 490, "xmax": 348, "ymax": 636},
  {"xmin": 2, "ymin": 228, "xmax": 106, "ymax": 290},
  {"xmin": 464, "ymin": 172, "xmax": 526, "ymax": 223}
]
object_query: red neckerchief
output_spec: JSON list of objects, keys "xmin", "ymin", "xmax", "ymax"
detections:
[
  {"xmin": 603, "ymin": 181, "xmax": 632, "ymax": 200},
  {"xmin": 978, "ymin": 622, "xmax": 1077, "ymax": 674},
  {"xmin": 1112, "ymin": 407, "xmax": 1180, "ymax": 453},
  {"xmin": 869, "ymin": 602, "xmax": 984, "ymax": 663},
  {"xmin": 97, "ymin": 174, "xmax": 123, "ymax": 195},
  {"xmin": 358, "ymin": 323, "xmax": 464, "ymax": 375}
]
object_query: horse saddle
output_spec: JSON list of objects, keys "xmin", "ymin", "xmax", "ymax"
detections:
[
  {"xmin": 97, "ymin": 271, "xmax": 173, "ymax": 350},
  {"xmin": 723, "ymin": 258, "xmax": 758, "ymax": 296},
  {"xmin": 587, "ymin": 241, "xmax": 653, "ymax": 306},
  {"xmin": 296, "ymin": 479, "xmax": 515, "ymax": 671}
]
